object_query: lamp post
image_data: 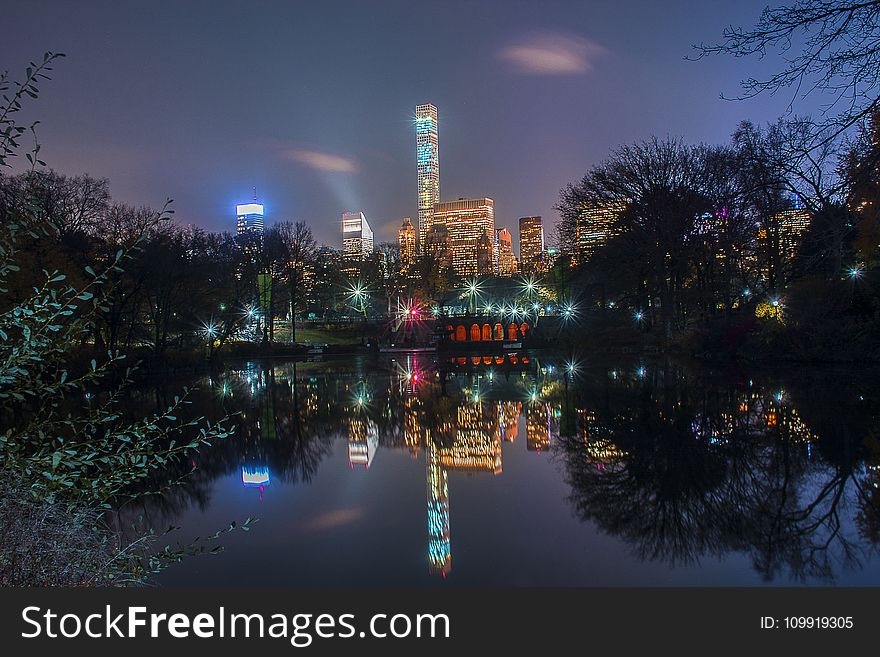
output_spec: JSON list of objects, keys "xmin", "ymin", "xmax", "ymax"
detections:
[{"xmin": 465, "ymin": 279, "xmax": 480, "ymax": 315}]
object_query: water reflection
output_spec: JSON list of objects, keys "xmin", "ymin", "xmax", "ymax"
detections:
[{"xmin": 120, "ymin": 354, "xmax": 880, "ymax": 584}]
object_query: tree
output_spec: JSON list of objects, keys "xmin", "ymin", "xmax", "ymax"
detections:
[
  {"xmin": 557, "ymin": 138, "xmax": 727, "ymax": 341},
  {"xmin": 0, "ymin": 54, "xmax": 242, "ymax": 585},
  {"xmin": 697, "ymin": 1, "xmax": 880, "ymax": 144},
  {"xmin": 274, "ymin": 220, "xmax": 316, "ymax": 343}
]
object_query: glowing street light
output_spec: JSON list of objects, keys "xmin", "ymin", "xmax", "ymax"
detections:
[
  {"xmin": 463, "ymin": 278, "xmax": 482, "ymax": 314},
  {"xmin": 347, "ymin": 282, "xmax": 369, "ymax": 326}
]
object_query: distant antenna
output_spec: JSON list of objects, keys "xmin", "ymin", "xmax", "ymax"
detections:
[{"xmin": 253, "ymin": 186, "xmax": 257, "ymax": 202}]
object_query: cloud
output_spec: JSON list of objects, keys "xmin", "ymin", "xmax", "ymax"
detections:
[
  {"xmin": 302, "ymin": 508, "xmax": 365, "ymax": 532},
  {"xmin": 497, "ymin": 32, "xmax": 607, "ymax": 75},
  {"xmin": 285, "ymin": 148, "xmax": 358, "ymax": 173}
]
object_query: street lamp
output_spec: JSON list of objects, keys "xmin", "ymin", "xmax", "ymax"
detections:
[{"xmin": 464, "ymin": 279, "xmax": 481, "ymax": 314}]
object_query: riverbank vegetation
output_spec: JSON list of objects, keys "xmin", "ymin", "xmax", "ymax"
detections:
[{"xmin": 0, "ymin": 54, "xmax": 245, "ymax": 585}]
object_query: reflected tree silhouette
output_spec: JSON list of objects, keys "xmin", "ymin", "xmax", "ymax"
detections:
[{"xmin": 556, "ymin": 361, "xmax": 880, "ymax": 582}]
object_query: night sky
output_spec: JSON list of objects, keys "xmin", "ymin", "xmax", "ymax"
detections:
[{"xmin": 2, "ymin": 0, "xmax": 824, "ymax": 250}]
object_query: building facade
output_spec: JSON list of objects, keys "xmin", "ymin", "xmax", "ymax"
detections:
[
  {"xmin": 496, "ymin": 227, "xmax": 518, "ymax": 276},
  {"xmin": 342, "ymin": 211, "xmax": 374, "ymax": 260},
  {"xmin": 425, "ymin": 223, "xmax": 453, "ymax": 271},
  {"xmin": 236, "ymin": 201, "xmax": 265, "ymax": 241},
  {"xmin": 576, "ymin": 202, "xmax": 625, "ymax": 265},
  {"xmin": 398, "ymin": 216, "xmax": 417, "ymax": 274},
  {"xmin": 518, "ymin": 215, "xmax": 545, "ymax": 274},
  {"xmin": 432, "ymin": 198, "xmax": 495, "ymax": 278},
  {"xmin": 476, "ymin": 230, "xmax": 493, "ymax": 276},
  {"xmin": 415, "ymin": 103, "xmax": 441, "ymax": 254},
  {"xmin": 773, "ymin": 206, "xmax": 811, "ymax": 262}
]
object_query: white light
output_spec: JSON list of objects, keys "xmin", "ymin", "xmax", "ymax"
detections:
[{"xmin": 236, "ymin": 203, "xmax": 264, "ymax": 216}]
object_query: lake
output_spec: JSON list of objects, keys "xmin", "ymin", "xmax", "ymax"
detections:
[{"xmin": 114, "ymin": 353, "xmax": 880, "ymax": 586}]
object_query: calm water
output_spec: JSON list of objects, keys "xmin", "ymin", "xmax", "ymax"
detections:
[{"xmin": 116, "ymin": 353, "xmax": 880, "ymax": 586}]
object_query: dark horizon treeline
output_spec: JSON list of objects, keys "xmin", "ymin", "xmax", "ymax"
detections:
[
  {"xmin": 3, "ymin": 113, "xmax": 880, "ymax": 361},
  {"xmin": 0, "ymin": 169, "xmax": 477, "ymax": 358},
  {"xmin": 0, "ymin": 170, "xmax": 385, "ymax": 356},
  {"xmin": 552, "ymin": 117, "xmax": 880, "ymax": 360}
]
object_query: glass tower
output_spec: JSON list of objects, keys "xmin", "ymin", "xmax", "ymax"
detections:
[{"xmin": 415, "ymin": 103, "xmax": 440, "ymax": 254}]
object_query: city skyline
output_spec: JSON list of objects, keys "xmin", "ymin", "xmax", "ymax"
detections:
[{"xmin": 2, "ymin": 0, "xmax": 827, "ymax": 250}]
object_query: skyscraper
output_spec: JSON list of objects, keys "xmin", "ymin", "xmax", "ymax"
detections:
[
  {"xmin": 236, "ymin": 199, "xmax": 265, "ymax": 242},
  {"xmin": 496, "ymin": 227, "xmax": 518, "ymax": 276},
  {"xmin": 576, "ymin": 202, "xmax": 625, "ymax": 265},
  {"xmin": 425, "ymin": 223, "xmax": 453, "ymax": 271},
  {"xmin": 398, "ymin": 217, "xmax": 417, "ymax": 275},
  {"xmin": 432, "ymin": 198, "xmax": 495, "ymax": 278},
  {"xmin": 476, "ymin": 230, "xmax": 493, "ymax": 276},
  {"xmin": 774, "ymin": 206, "xmax": 811, "ymax": 262},
  {"xmin": 236, "ymin": 198, "xmax": 265, "ymax": 262},
  {"xmin": 342, "ymin": 211, "xmax": 374, "ymax": 260},
  {"xmin": 415, "ymin": 103, "xmax": 440, "ymax": 253},
  {"xmin": 518, "ymin": 216, "xmax": 545, "ymax": 274}
]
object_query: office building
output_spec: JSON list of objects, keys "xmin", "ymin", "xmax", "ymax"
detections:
[
  {"xmin": 398, "ymin": 217, "xmax": 417, "ymax": 274},
  {"xmin": 496, "ymin": 227, "xmax": 518, "ymax": 276},
  {"xmin": 432, "ymin": 197, "xmax": 495, "ymax": 278},
  {"xmin": 575, "ymin": 202, "xmax": 625, "ymax": 265},
  {"xmin": 342, "ymin": 211, "xmax": 374, "ymax": 260},
  {"xmin": 519, "ymin": 216, "xmax": 545, "ymax": 274}
]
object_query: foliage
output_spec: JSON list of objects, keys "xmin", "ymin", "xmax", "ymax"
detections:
[{"xmin": 0, "ymin": 54, "xmax": 248, "ymax": 585}]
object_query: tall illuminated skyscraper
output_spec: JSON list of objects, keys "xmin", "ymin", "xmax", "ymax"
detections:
[
  {"xmin": 236, "ymin": 197, "xmax": 265, "ymax": 263},
  {"xmin": 236, "ymin": 198, "xmax": 265, "ymax": 242},
  {"xmin": 415, "ymin": 103, "xmax": 440, "ymax": 253},
  {"xmin": 518, "ymin": 216, "xmax": 545, "ymax": 274},
  {"xmin": 342, "ymin": 211, "xmax": 374, "ymax": 260},
  {"xmin": 432, "ymin": 198, "xmax": 495, "ymax": 278},
  {"xmin": 397, "ymin": 217, "xmax": 417, "ymax": 274}
]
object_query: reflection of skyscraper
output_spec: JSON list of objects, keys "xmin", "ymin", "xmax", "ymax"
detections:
[
  {"xmin": 426, "ymin": 438, "xmax": 451, "ymax": 576},
  {"xmin": 416, "ymin": 103, "xmax": 441, "ymax": 253},
  {"xmin": 526, "ymin": 403, "xmax": 550, "ymax": 452},
  {"xmin": 241, "ymin": 465, "xmax": 270, "ymax": 487},
  {"xmin": 439, "ymin": 402, "xmax": 503, "ymax": 473},
  {"xmin": 499, "ymin": 401, "xmax": 521, "ymax": 443},
  {"xmin": 432, "ymin": 198, "xmax": 495, "ymax": 278},
  {"xmin": 519, "ymin": 216, "xmax": 545, "ymax": 274},
  {"xmin": 577, "ymin": 408, "xmax": 625, "ymax": 463},
  {"xmin": 348, "ymin": 415, "xmax": 378, "ymax": 468}
]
